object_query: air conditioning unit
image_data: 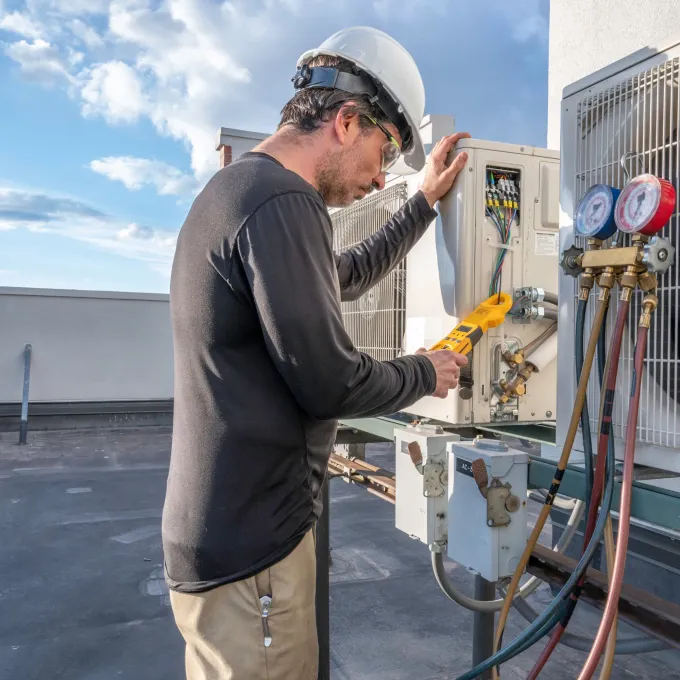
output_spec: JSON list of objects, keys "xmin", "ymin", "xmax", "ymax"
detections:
[
  {"xmin": 557, "ymin": 39, "xmax": 680, "ymax": 473},
  {"xmin": 332, "ymin": 135, "xmax": 561, "ymax": 426}
]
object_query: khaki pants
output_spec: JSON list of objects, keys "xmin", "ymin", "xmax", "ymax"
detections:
[{"xmin": 169, "ymin": 530, "xmax": 318, "ymax": 680}]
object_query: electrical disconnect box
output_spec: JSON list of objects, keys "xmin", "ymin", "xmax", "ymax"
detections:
[
  {"xmin": 395, "ymin": 427, "xmax": 460, "ymax": 548},
  {"xmin": 447, "ymin": 438, "xmax": 529, "ymax": 582}
]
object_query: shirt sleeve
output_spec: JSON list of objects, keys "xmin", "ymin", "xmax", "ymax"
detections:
[
  {"xmin": 237, "ymin": 190, "xmax": 437, "ymax": 421},
  {"xmin": 334, "ymin": 190, "xmax": 438, "ymax": 302}
]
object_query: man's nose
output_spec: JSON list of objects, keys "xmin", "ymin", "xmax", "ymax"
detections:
[{"xmin": 372, "ymin": 173, "xmax": 386, "ymax": 192}]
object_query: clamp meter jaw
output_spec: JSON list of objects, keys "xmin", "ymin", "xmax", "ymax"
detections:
[{"xmin": 429, "ymin": 293, "xmax": 513, "ymax": 355}]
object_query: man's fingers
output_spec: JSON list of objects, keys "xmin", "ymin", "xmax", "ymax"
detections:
[
  {"xmin": 415, "ymin": 347, "xmax": 428, "ymax": 355},
  {"xmin": 452, "ymin": 352, "xmax": 469, "ymax": 367},
  {"xmin": 433, "ymin": 132, "xmax": 472, "ymax": 161},
  {"xmin": 442, "ymin": 151, "xmax": 468, "ymax": 179}
]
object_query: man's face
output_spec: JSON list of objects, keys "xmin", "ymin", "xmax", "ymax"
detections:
[{"xmin": 316, "ymin": 114, "xmax": 402, "ymax": 208}]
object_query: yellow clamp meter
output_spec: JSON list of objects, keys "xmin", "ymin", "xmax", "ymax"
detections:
[{"xmin": 429, "ymin": 293, "xmax": 513, "ymax": 355}]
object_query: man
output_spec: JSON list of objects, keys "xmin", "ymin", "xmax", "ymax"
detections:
[{"xmin": 163, "ymin": 26, "xmax": 470, "ymax": 680}]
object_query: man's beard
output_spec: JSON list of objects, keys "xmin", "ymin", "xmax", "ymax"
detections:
[{"xmin": 315, "ymin": 148, "xmax": 373, "ymax": 208}]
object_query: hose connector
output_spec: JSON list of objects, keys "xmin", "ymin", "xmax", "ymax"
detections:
[
  {"xmin": 639, "ymin": 294, "xmax": 658, "ymax": 329},
  {"xmin": 619, "ymin": 265, "xmax": 639, "ymax": 302},
  {"xmin": 638, "ymin": 271, "xmax": 658, "ymax": 292},
  {"xmin": 598, "ymin": 265, "xmax": 617, "ymax": 292},
  {"xmin": 498, "ymin": 365, "xmax": 535, "ymax": 404}
]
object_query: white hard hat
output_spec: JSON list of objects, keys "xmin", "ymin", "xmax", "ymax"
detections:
[{"xmin": 294, "ymin": 26, "xmax": 426, "ymax": 176}]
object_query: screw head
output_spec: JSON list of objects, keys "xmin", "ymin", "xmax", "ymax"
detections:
[
  {"xmin": 488, "ymin": 520, "xmax": 494, "ymax": 527},
  {"xmin": 534, "ymin": 197, "xmax": 539, "ymax": 203},
  {"xmin": 546, "ymin": 411, "xmax": 553, "ymax": 418},
  {"xmin": 659, "ymin": 249, "xmax": 668, "ymax": 261},
  {"xmin": 531, "ymin": 412, "xmax": 536, "ymax": 416},
  {"xmin": 469, "ymin": 166, "xmax": 474, "ymax": 172}
]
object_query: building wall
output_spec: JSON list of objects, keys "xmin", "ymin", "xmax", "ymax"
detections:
[
  {"xmin": 547, "ymin": 1, "xmax": 679, "ymax": 148},
  {"xmin": 0, "ymin": 288, "xmax": 173, "ymax": 403}
]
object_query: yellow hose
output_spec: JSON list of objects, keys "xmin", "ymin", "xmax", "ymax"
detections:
[{"xmin": 491, "ymin": 295, "xmax": 610, "ymax": 680}]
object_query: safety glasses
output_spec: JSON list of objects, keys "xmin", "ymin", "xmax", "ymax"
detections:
[{"xmin": 365, "ymin": 115, "xmax": 401, "ymax": 172}]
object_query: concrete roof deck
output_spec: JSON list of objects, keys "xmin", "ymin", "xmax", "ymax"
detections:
[{"xmin": 1, "ymin": 427, "xmax": 679, "ymax": 679}]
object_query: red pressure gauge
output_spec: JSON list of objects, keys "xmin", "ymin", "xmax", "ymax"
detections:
[{"xmin": 614, "ymin": 174, "xmax": 676, "ymax": 235}]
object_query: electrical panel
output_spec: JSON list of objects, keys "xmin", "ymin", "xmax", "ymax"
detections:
[
  {"xmin": 447, "ymin": 438, "xmax": 529, "ymax": 582},
  {"xmin": 394, "ymin": 427, "xmax": 460, "ymax": 548}
]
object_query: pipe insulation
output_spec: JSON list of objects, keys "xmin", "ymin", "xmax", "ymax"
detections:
[{"xmin": 526, "ymin": 332, "xmax": 558, "ymax": 372}]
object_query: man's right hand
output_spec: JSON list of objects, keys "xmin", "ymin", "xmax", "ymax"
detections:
[{"xmin": 416, "ymin": 348, "xmax": 469, "ymax": 398}]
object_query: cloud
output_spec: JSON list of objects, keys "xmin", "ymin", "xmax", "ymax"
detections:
[
  {"xmin": 3, "ymin": 38, "xmax": 73, "ymax": 84},
  {"xmin": 0, "ymin": 10, "xmax": 44, "ymax": 39},
  {"xmin": 89, "ymin": 156, "xmax": 198, "ymax": 196},
  {"xmin": 0, "ymin": 186, "xmax": 177, "ymax": 267},
  {"xmin": 1, "ymin": 0, "xmax": 550, "ymax": 185},
  {"xmin": 79, "ymin": 61, "xmax": 147, "ymax": 123}
]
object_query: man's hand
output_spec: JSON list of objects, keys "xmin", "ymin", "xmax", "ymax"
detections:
[
  {"xmin": 416, "ymin": 348, "xmax": 468, "ymax": 398},
  {"xmin": 420, "ymin": 132, "xmax": 471, "ymax": 208}
]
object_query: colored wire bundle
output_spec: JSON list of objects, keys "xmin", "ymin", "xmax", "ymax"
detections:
[
  {"xmin": 486, "ymin": 171, "xmax": 518, "ymax": 299},
  {"xmin": 487, "ymin": 205, "xmax": 515, "ymax": 298}
]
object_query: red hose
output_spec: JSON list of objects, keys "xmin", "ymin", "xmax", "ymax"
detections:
[
  {"xmin": 577, "ymin": 323, "xmax": 648, "ymax": 680},
  {"xmin": 525, "ymin": 299, "xmax": 629, "ymax": 680}
]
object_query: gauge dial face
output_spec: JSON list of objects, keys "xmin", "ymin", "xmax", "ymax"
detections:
[
  {"xmin": 615, "ymin": 175, "xmax": 662, "ymax": 234},
  {"xmin": 574, "ymin": 184, "xmax": 617, "ymax": 239}
]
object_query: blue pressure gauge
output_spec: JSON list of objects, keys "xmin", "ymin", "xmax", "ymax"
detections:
[{"xmin": 574, "ymin": 184, "xmax": 620, "ymax": 239}]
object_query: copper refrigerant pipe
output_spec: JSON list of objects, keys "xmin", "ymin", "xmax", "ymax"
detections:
[{"xmin": 578, "ymin": 295, "xmax": 657, "ymax": 680}]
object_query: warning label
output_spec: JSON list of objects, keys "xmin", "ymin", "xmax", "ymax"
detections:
[{"xmin": 535, "ymin": 231, "xmax": 559, "ymax": 257}]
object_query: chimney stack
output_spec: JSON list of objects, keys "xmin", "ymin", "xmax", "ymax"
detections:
[{"xmin": 216, "ymin": 128, "xmax": 270, "ymax": 169}]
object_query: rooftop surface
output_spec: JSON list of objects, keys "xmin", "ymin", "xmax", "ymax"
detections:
[{"xmin": 1, "ymin": 427, "xmax": 679, "ymax": 680}]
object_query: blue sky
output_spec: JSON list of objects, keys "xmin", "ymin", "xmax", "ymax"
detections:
[{"xmin": 0, "ymin": 0, "xmax": 550, "ymax": 294}]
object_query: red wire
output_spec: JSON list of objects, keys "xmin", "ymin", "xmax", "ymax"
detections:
[
  {"xmin": 525, "ymin": 299, "xmax": 630, "ymax": 679},
  {"xmin": 578, "ymin": 322, "xmax": 649, "ymax": 680}
]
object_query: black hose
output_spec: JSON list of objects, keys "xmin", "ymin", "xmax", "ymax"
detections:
[
  {"xmin": 576, "ymin": 298, "xmax": 594, "ymax": 522},
  {"xmin": 543, "ymin": 308, "xmax": 559, "ymax": 321},
  {"xmin": 511, "ymin": 596, "xmax": 668, "ymax": 654},
  {"xmin": 543, "ymin": 292, "xmax": 559, "ymax": 306}
]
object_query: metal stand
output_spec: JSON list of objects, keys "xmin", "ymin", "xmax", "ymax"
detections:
[
  {"xmin": 472, "ymin": 574, "xmax": 496, "ymax": 680},
  {"xmin": 316, "ymin": 476, "xmax": 331, "ymax": 680},
  {"xmin": 19, "ymin": 343, "xmax": 32, "ymax": 445}
]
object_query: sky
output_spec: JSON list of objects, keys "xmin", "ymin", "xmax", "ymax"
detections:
[{"xmin": 0, "ymin": 0, "xmax": 550, "ymax": 294}]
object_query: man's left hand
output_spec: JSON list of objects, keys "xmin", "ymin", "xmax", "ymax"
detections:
[{"xmin": 420, "ymin": 132, "xmax": 471, "ymax": 208}]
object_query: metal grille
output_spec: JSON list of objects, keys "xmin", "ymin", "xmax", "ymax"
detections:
[
  {"xmin": 331, "ymin": 182, "xmax": 409, "ymax": 361},
  {"xmin": 573, "ymin": 57, "xmax": 680, "ymax": 447}
]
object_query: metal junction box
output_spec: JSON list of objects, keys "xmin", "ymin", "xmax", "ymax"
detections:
[
  {"xmin": 395, "ymin": 427, "xmax": 460, "ymax": 548},
  {"xmin": 447, "ymin": 439, "xmax": 529, "ymax": 582}
]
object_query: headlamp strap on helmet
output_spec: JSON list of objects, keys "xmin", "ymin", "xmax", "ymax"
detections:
[{"xmin": 290, "ymin": 65, "xmax": 412, "ymax": 151}]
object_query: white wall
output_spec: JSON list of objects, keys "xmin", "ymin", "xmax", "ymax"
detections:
[
  {"xmin": 548, "ymin": 0, "xmax": 679, "ymax": 148},
  {"xmin": 0, "ymin": 287, "xmax": 173, "ymax": 403}
]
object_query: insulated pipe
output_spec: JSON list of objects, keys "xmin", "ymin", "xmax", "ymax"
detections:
[
  {"xmin": 543, "ymin": 292, "xmax": 559, "ymax": 306},
  {"xmin": 542, "ymin": 308, "xmax": 559, "ymax": 321},
  {"xmin": 525, "ymin": 332, "xmax": 558, "ymax": 372},
  {"xmin": 521, "ymin": 323, "xmax": 557, "ymax": 356}
]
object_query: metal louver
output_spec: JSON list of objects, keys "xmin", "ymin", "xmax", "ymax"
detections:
[
  {"xmin": 331, "ymin": 182, "xmax": 409, "ymax": 361},
  {"xmin": 571, "ymin": 57, "xmax": 679, "ymax": 449}
]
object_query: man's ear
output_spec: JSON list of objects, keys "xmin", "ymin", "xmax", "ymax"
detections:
[{"xmin": 333, "ymin": 103, "xmax": 361, "ymax": 147}]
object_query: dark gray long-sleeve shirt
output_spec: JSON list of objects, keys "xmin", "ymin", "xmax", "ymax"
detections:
[{"xmin": 162, "ymin": 152, "xmax": 438, "ymax": 592}]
